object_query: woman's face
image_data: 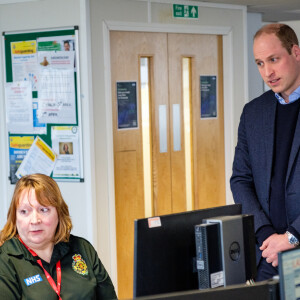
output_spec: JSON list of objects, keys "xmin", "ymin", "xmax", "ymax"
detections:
[{"xmin": 16, "ymin": 188, "xmax": 58, "ymax": 251}]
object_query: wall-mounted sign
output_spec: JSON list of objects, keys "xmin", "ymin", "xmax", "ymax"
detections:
[
  {"xmin": 117, "ymin": 81, "xmax": 138, "ymax": 129},
  {"xmin": 173, "ymin": 4, "xmax": 198, "ymax": 19},
  {"xmin": 200, "ymin": 75, "xmax": 217, "ymax": 119}
]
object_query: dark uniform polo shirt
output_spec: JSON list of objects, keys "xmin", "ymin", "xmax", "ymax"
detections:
[{"xmin": 0, "ymin": 235, "xmax": 117, "ymax": 299}]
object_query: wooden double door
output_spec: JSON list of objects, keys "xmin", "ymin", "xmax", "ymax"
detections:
[{"xmin": 110, "ymin": 31, "xmax": 225, "ymax": 299}]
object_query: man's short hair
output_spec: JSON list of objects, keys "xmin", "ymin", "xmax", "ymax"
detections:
[{"xmin": 254, "ymin": 23, "xmax": 299, "ymax": 54}]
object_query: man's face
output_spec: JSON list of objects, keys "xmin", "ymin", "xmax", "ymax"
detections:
[
  {"xmin": 253, "ymin": 33, "xmax": 300, "ymax": 101},
  {"xmin": 64, "ymin": 42, "xmax": 70, "ymax": 51}
]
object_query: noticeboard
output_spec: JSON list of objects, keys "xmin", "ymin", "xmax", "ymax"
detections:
[{"xmin": 3, "ymin": 27, "xmax": 84, "ymax": 183}]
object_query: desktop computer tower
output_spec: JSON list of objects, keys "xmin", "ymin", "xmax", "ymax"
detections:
[
  {"xmin": 195, "ymin": 215, "xmax": 256, "ymax": 289},
  {"xmin": 195, "ymin": 223, "xmax": 223, "ymax": 289}
]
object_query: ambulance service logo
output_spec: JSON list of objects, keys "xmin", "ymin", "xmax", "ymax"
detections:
[{"xmin": 72, "ymin": 254, "xmax": 88, "ymax": 276}]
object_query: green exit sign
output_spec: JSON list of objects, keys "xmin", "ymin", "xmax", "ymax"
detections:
[{"xmin": 173, "ymin": 4, "xmax": 198, "ymax": 19}]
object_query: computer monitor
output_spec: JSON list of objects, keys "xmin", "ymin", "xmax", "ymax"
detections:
[
  {"xmin": 131, "ymin": 279, "xmax": 279, "ymax": 300},
  {"xmin": 133, "ymin": 204, "xmax": 242, "ymax": 298},
  {"xmin": 278, "ymin": 247, "xmax": 300, "ymax": 300}
]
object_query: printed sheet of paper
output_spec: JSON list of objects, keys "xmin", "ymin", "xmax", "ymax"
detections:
[
  {"xmin": 5, "ymin": 81, "xmax": 33, "ymax": 133},
  {"xmin": 37, "ymin": 35, "xmax": 76, "ymax": 70},
  {"xmin": 15, "ymin": 136, "xmax": 57, "ymax": 179},
  {"xmin": 11, "ymin": 41, "xmax": 38, "ymax": 91},
  {"xmin": 5, "ymin": 81, "xmax": 46, "ymax": 134},
  {"xmin": 37, "ymin": 35, "xmax": 76, "ymax": 52},
  {"xmin": 51, "ymin": 126, "xmax": 81, "ymax": 179},
  {"xmin": 37, "ymin": 52, "xmax": 76, "ymax": 124},
  {"xmin": 32, "ymin": 100, "xmax": 47, "ymax": 134}
]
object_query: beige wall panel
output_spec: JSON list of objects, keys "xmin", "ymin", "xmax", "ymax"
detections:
[
  {"xmin": 111, "ymin": 31, "xmax": 171, "ymax": 298},
  {"xmin": 114, "ymin": 150, "xmax": 144, "ymax": 299},
  {"xmin": 168, "ymin": 33, "xmax": 225, "ymax": 210}
]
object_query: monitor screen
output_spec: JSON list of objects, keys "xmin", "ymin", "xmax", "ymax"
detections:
[
  {"xmin": 278, "ymin": 247, "xmax": 300, "ymax": 300},
  {"xmin": 133, "ymin": 204, "xmax": 242, "ymax": 298}
]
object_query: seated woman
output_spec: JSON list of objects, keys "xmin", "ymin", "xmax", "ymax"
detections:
[{"xmin": 0, "ymin": 173, "xmax": 117, "ymax": 299}]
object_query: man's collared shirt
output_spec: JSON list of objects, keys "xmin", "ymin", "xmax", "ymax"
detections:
[{"xmin": 275, "ymin": 85, "xmax": 300, "ymax": 105}]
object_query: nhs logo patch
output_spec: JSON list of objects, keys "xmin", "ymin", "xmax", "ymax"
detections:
[{"xmin": 24, "ymin": 274, "xmax": 43, "ymax": 286}]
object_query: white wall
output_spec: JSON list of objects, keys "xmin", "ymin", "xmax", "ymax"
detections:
[
  {"xmin": 247, "ymin": 13, "xmax": 264, "ymax": 101},
  {"xmin": 0, "ymin": 0, "xmax": 249, "ymax": 289},
  {"xmin": 0, "ymin": 0, "xmax": 98, "ymax": 257},
  {"xmin": 284, "ymin": 21, "xmax": 300, "ymax": 43}
]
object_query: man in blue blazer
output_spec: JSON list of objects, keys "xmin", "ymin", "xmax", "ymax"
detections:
[{"xmin": 231, "ymin": 23, "xmax": 300, "ymax": 281}]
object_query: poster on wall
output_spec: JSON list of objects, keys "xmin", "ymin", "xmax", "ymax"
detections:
[
  {"xmin": 51, "ymin": 126, "xmax": 81, "ymax": 180},
  {"xmin": 5, "ymin": 81, "xmax": 33, "ymax": 134},
  {"xmin": 37, "ymin": 41, "xmax": 76, "ymax": 124},
  {"xmin": 117, "ymin": 81, "xmax": 138, "ymax": 129},
  {"xmin": 37, "ymin": 35, "xmax": 76, "ymax": 70},
  {"xmin": 37, "ymin": 67, "xmax": 76, "ymax": 124},
  {"xmin": 200, "ymin": 75, "xmax": 217, "ymax": 119},
  {"xmin": 11, "ymin": 40, "xmax": 38, "ymax": 91},
  {"xmin": 5, "ymin": 81, "xmax": 46, "ymax": 135},
  {"xmin": 37, "ymin": 35, "xmax": 76, "ymax": 52},
  {"xmin": 9, "ymin": 136, "xmax": 35, "ymax": 184},
  {"xmin": 15, "ymin": 136, "xmax": 57, "ymax": 179}
]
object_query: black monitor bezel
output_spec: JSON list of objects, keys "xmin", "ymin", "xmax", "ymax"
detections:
[{"xmin": 133, "ymin": 204, "xmax": 242, "ymax": 297}]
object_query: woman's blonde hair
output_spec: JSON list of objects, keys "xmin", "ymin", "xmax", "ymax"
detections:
[{"xmin": 0, "ymin": 174, "xmax": 72, "ymax": 246}]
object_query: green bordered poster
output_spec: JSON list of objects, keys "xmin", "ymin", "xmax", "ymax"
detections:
[{"xmin": 3, "ymin": 27, "xmax": 84, "ymax": 183}]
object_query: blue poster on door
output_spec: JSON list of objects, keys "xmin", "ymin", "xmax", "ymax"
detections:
[
  {"xmin": 200, "ymin": 75, "xmax": 217, "ymax": 118},
  {"xmin": 117, "ymin": 81, "xmax": 138, "ymax": 129}
]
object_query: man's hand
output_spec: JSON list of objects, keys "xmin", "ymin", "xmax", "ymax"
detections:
[{"xmin": 260, "ymin": 233, "xmax": 294, "ymax": 267}]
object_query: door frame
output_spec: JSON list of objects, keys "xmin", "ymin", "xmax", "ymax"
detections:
[{"xmin": 103, "ymin": 20, "xmax": 243, "ymax": 288}]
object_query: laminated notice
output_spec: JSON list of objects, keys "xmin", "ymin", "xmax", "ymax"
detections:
[
  {"xmin": 148, "ymin": 217, "xmax": 161, "ymax": 228},
  {"xmin": 210, "ymin": 271, "xmax": 224, "ymax": 288}
]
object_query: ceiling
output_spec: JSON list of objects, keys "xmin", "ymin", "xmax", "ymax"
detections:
[
  {"xmin": 194, "ymin": 0, "xmax": 300, "ymax": 22},
  {"xmin": 0, "ymin": 0, "xmax": 299, "ymax": 22}
]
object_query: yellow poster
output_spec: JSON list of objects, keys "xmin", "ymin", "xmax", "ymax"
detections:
[
  {"xmin": 10, "ymin": 136, "xmax": 34, "ymax": 149},
  {"xmin": 36, "ymin": 136, "xmax": 56, "ymax": 161},
  {"xmin": 11, "ymin": 40, "xmax": 36, "ymax": 55},
  {"xmin": 15, "ymin": 136, "xmax": 57, "ymax": 179}
]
